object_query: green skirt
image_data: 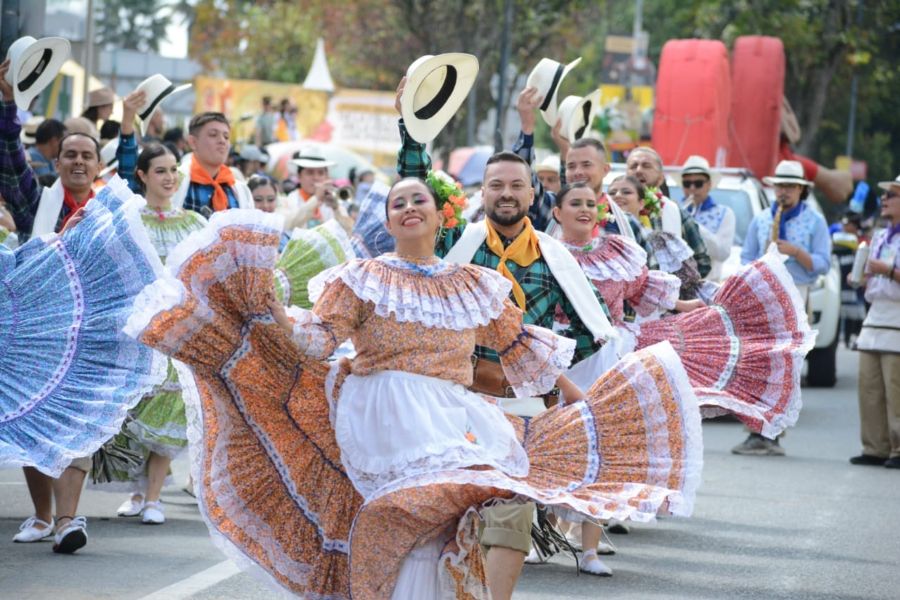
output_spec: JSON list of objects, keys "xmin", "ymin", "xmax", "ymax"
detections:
[
  {"xmin": 274, "ymin": 220, "xmax": 354, "ymax": 308},
  {"xmin": 90, "ymin": 360, "xmax": 186, "ymax": 487}
]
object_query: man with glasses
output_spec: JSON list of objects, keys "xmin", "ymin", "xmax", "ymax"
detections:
[
  {"xmin": 736, "ymin": 159, "xmax": 831, "ymax": 456},
  {"xmin": 680, "ymin": 155, "xmax": 735, "ymax": 281}
]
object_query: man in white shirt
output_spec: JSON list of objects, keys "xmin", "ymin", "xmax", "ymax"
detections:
[{"xmin": 680, "ymin": 155, "xmax": 735, "ymax": 282}]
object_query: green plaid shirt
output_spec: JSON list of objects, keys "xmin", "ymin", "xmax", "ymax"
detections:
[
  {"xmin": 397, "ymin": 118, "xmax": 609, "ymax": 364},
  {"xmin": 434, "ymin": 224, "xmax": 607, "ymax": 364},
  {"xmin": 396, "ymin": 119, "xmax": 432, "ymax": 179}
]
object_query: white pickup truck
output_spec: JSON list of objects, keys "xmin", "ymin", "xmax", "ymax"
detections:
[{"xmin": 604, "ymin": 165, "xmax": 841, "ymax": 387}]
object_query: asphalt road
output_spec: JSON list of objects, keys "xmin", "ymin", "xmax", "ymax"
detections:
[{"xmin": 2, "ymin": 346, "xmax": 898, "ymax": 599}]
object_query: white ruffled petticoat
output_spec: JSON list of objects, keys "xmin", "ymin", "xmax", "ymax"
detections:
[{"xmin": 331, "ymin": 369, "xmax": 530, "ymax": 500}]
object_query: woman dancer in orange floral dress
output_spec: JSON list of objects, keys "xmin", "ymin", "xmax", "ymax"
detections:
[{"xmin": 126, "ymin": 178, "xmax": 704, "ymax": 599}]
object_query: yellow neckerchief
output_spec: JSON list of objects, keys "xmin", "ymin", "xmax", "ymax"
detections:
[
  {"xmin": 484, "ymin": 217, "xmax": 542, "ymax": 310},
  {"xmin": 639, "ymin": 214, "xmax": 652, "ymax": 229}
]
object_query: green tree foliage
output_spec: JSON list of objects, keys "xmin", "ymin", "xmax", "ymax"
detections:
[
  {"xmin": 189, "ymin": 0, "xmax": 897, "ymax": 180},
  {"xmin": 96, "ymin": 0, "xmax": 172, "ymax": 53},
  {"xmin": 192, "ymin": 0, "xmax": 601, "ymax": 159}
]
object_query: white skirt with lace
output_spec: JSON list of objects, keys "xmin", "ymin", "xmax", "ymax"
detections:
[{"xmin": 332, "ymin": 369, "xmax": 530, "ymax": 500}]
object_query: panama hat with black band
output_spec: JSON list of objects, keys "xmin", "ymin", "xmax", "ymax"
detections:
[
  {"xmin": 525, "ymin": 57, "xmax": 582, "ymax": 128},
  {"xmin": 763, "ymin": 160, "xmax": 814, "ymax": 187},
  {"xmin": 4, "ymin": 36, "xmax": 70, "ymax": 111},
  {"xmin": 134, "ymin": 74, "xmax": 192, "ymax": 137},
  {"xmin": 400, "ymin": 53, "xmax": 479, "ymax": 144},
  {"xmin": 681, "ymin": 154, "xmax": 721, "ymax": 188},
  {"xmin": 291, "ymin": 151, "xmax": 336, "ymax": 172},
  {"xmin": 556, "ymin": 90, "xmax": 600, "ymax": 143}
]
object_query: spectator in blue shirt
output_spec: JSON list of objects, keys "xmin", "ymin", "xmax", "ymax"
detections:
[
  {"xmin": 734, "ymin": 160, "xmax": 831, "ymax": 457},
  {"xmin": 741, "ymin": 160, "xmax": 832, "ymax": 289}
]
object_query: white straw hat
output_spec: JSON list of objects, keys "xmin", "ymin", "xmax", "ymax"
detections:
[
  {"xmin": 98, "ymin": 137, "xmax": 119, "ymax": 178},
  {"xmin": 556, "ymin": 90, "xmax": 600, "ymax": 143},
  {"xmin": 4, "ymin": 36, "xmax": 70, "ymax": 111},
  {"xmin": 134, "ymin": 74, "xmax": 192, "ymax": 136},
  {"xmin": 763, "ymin": 160, "xmax": 813, "ymax": 187},
  {"xmin": 20, "ymin": 115, "xmax": 45, "ymax": 145},
  {"xmin": 877, "ymin": 174, "xmax": 900, "ymax": 191},
  {"xmin": 534, "ymin": 154, "xmax": 560, "ymax": 174},
  {"xmin": 525, "ymin": 57, "xmax": 581, "ymax": 127},
  {"xmin": 680, "ymin": 155, "xmax": 721, "ymax": 187},
  {"xmin": 400, "ymin": 53, "xmax": 479, "ymax": 144}
]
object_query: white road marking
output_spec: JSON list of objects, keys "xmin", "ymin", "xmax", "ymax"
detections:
[{"xmin": 137, "ymin": 560, "xmax": 240, "ymax": 599}]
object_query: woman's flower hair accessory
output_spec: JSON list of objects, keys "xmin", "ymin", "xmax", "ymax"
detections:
[
  {"xmin": 640, "ymin": 186, "xmax": 664, "ymax": 219},
  {"xmin": 426, "ymin": 170, "xmax": 467, "ymax": 229},
  {"xmin": 597, "ymin": 194, "xmax": 614, "ymax": 227}
]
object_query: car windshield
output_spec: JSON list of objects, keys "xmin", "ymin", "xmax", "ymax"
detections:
[{"xmin": 668, "ymin": 187, "xmax": 755, "ymax": 246}]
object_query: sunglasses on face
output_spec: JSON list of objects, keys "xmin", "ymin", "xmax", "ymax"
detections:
[
  {"xmin": 682, "ymin": 179, "xmax": 708, "ymax": 189},
  {"xmin": 883, "ymin": 190, "xmax": 899, "ymax": 199}
]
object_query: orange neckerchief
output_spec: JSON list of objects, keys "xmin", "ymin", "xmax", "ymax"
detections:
[
  {"xmin": 298, "ymin": 188, "xmax": 322, "ymax": 220},
  {"xmin": 484, "ymin": 217, "xmax": 542, "ymax": 310},
  {"xmin": 189, "ymin": 156, "xmax": 235, "ymax": 212},
  {"xmin": 61, "ymin": 187, "xmax": 94, "ymax": 229}
]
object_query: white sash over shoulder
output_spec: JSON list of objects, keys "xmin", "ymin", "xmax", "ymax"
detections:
[
  {"xmin": 32, "ymin": 178, "xmax": 65, "ymax": 237},
  {"xmin": 444, "ymin": 221, "xmax": 617, "ymax": 342}
]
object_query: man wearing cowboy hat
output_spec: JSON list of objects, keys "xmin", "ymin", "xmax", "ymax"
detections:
[
  {"xmin": 26, "ymin": 118, "xmax": 66, "ymax": 178},
  {"xmin": 851, "ymin": 174, "xmax": 900, "ymax": 470},
  {"xmin": 534, "ymin": 154, "xmax": 562, "ymax": 194},
  {"xmin": 396, "ymin": 75, "xmax": 615, "ymax": 599},
  {"xmin": 171, "ymin": 112, "xmax": 252, "ymax": 216},
  {"xmin": 734, "ymin": 159, "xmax": 831, "ymax": 456},
  {"xmin": 680, "ymin": 155, "xmax": 735, "ymax": 282},
  {"xmin": 283, "ymin": 151, "xmax": 340, "ymax": 229}
]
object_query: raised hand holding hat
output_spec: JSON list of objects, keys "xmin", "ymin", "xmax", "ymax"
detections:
[
  {"xmin": 133, "ymin": 74, "xmax": 192, "ymax": 137},
  {"xmin": 399, "ymin": 53, "xmax": 479, "ymax": 144},
  {"xmin": 526, "ymin": 57, "xmax": 582, "ymax": 127}
]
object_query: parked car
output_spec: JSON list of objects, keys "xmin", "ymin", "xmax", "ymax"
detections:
[{"xmin": 604, "ymin": 164, "xmax": 840, "ymax": 387}]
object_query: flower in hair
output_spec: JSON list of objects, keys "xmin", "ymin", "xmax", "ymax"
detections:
[
  {"xmin": 640, "ymin": 186, "xmax": 664, "ymax": 219},
  {"xmin": 426, "ymin": 170, "xmax": 467, "ymax": 229},
  {"xmin": 597, "ymin": 194, "xmax": 614, "ymax": 227}
]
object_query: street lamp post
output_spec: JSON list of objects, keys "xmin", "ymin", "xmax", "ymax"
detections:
[{"xmin": 493, "ymin": 0, "xmax": 513, "ymax": 152}]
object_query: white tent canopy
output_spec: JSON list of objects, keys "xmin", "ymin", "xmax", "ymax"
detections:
[{"xmin": 303, "ymin": 38, "xmax": 335, "ymax": 93}]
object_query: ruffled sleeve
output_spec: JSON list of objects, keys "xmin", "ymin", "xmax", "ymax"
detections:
[
  {"xmin": 288, "ymin": 277, "xmax": 366, "ymax": 359},
  {"xmin": 476, "ymin": 299, "xmax": 576, "ymax": 397},
  {"xmin": 623, "ymin": 268, "xmax": 680, "ymax": 317}
]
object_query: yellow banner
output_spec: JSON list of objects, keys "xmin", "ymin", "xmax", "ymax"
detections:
[
  {"xmin": 598, "ymin": 84, "xmax": 654, "ymax": 112},
  {"xmin": 192, "ymin": 76, "xmax": 328, "ymax": 143}
]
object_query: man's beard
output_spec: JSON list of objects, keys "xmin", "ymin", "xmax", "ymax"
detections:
[{"xmin": 486, "ymin": 201, "xmax": 529, "ymax": 227}]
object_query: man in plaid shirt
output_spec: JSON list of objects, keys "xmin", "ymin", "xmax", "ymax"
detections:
[
  {"xmin": 0, "ymin": 61, "xmax": 137, "ymax": 240},
  {"xmin": 396, "ymin": 79, "xmax": 611, "ymax": 600}
]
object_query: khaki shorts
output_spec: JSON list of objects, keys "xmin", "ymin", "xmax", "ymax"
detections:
[
  {"xmin": 67, "ymin": 456, "xmax": 91, "ymax": 473},
  {"xmin": 480, "ymin": 502, "xmax": 534, "ymax": 554}
]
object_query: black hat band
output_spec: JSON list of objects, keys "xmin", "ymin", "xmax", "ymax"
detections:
[
  {"xmin": 414, "ymin": 66, "xmax": 458, "ymax": 120},
  {"xmin": 139, "ymin": 84, "xmax": 176, "ymax": 120},
  {"xmin": 574, "ymin": 100, "xmax": 592, "ymax": 139},
  {"xmin": 539, "ymin": 64, "xmax": 565, "ymax": 112},
  {"xmin": 17, "ymin": 48, "xmax": 52, "ymax": 92}
]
